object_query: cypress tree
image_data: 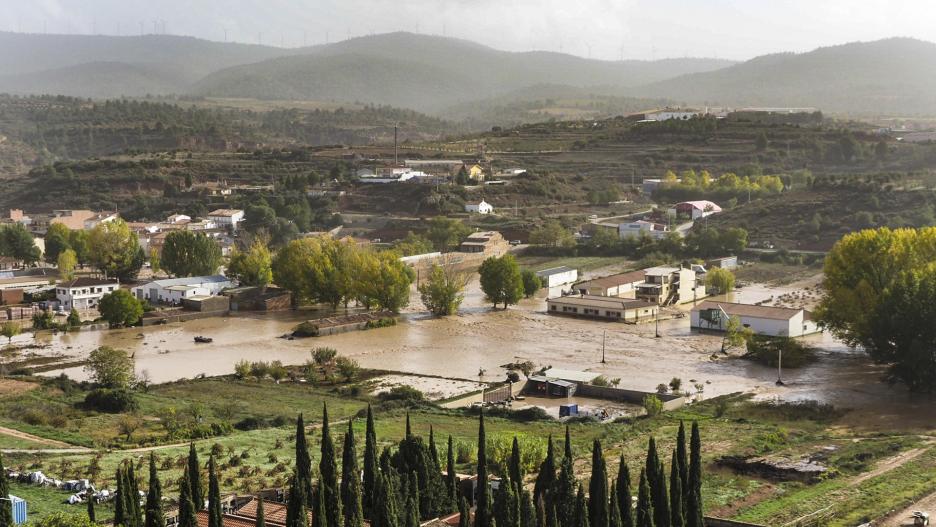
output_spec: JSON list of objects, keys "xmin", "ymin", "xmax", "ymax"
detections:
[
  {"xmin": 520, "ymin": 489, "xmax": 536, "ymax": 527},
  {"xmin": 313, "ymin": 483, "xmax": 328, "ymax": 527},
  {"xmin": 145, "ymin": 453, "xmax": 164, "ymax": 527},
  {"xmin": 115, "ymin": 467, "xmax": 126, "ymax": 527},
  {"xmin": 608, "ymin": 483, "xmax": 622, "ymax": 527},
  {"xmin": 404, "ymin": 473, "xmax": 420, "ymax": 527},
  {"xmin": 687, "ymin": 423, "xmax": 701, "ymax": 506},
  {"xmin": 429, "ymin": 426, "xmax": 440, "ymax": 467},
  {"xmin": 208, "ymin": 456, "xmax": 222, "ymax": 527},
  {"xmin": 458, "ymin": 497, "xmax": 471, "ymax": 527},
  {"xmin": 0, "ymin": 454, "xmax": 11, "ymax": 527},
  {"xmin": 554, "ymin": 434, "xmax": 576, "ymax": 527},
  {"xmin": 563, "ymin": 427, "xmax": 573, "ymax": 462},
  {"xmin": 651, "ymin": 463, "xmax": 669, "ymax": 527},
  {"xmin": 547, "ymin": 503, "xmax": 559, "ymax": 527},
  {"xmin": 296, "ymin": 414, "xmax": 314, "ymax": 508},
  {"xmin": 533, "ymin": 436, "xmax": 556, "ymax": 508},
  {"xmin": 405, "ymin": 412, "xmax": 412, "ymax": 437},
  {"xmin": 256, "ymin": 498, "xmax": 266, "ymax": 527},
  {"xmin": 363, "ymin": 405, "xmax": 378, "ymax": 520},
  {"xmin": 535, "ymin": 496, "xmax": 547, "ymax": 527},
  {"xmin": 427, "ymin": 425, "xmax": 447, "ymax": 518},
  {"xmin": 342, "ymin": 419, "xmax": 364, "ymax": 527},
  {"xmin": 320, "ymin": 404, "xmax": 343, "ymax": 527},
  {"xmin": 474, "ymin": 410, "xmax": 492, "ymax": 527},
  {"xmin": 683, "ymin": 490, "xmax": 702, "ymax": 527},
  {"xmin": 509, "ymin": 437, "xmax": 523, "ymax": 488},
  {"xmin": 573, "ymin": 486, "xmax": 589, "ymax": 527},
  {"xmin": 446, "ymin": 435, "xmax": 458, "ymax": 511},
  {"xmin": 187, "ymin": 443, "xmax": 204, "ymax": 511},
  {"xmin": 675, "ymin": 423, "xmax": 688, "ymax": 495},
  {"xmin": 588, "ymin": 440, "xmax": 609, "ymax": 527},
  {"xmin": 668, "ymin": 452, "xmax": 683, "ymax": 527},
  {"xmin": 615, "ymin": 456, "xmax": 633, "ymax": 527},
  {"xmin": 128, "ymin": 461, "xmax": 143, "ymax": 527},
  {"xmin": 178, "ymin": 469, "xmax": 198, "ymax": 527},
  {"xmin": 644, "ymin": 439, "xmax": 660, "ymax": 496},
  {"xmin": 374, "ymin": 473, "xmax": 400, "ymax": 527},
  {"xmin": 286, "ymin": 473, "xmax": 309, "ymax": 527},
  {"xmin": 494, "ymin": 478, "xmax": 517, "ymax": 527},
  {"xmin": 87, "ymin": 490, "xmax": 96, "ymax": 523},
  {"xmin": 634, "ymin": 471, "xmax": 653, "ymax": 527}
]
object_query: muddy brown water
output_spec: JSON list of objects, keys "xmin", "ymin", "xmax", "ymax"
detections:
[{"xmin": 17, "ymin": 275, "xmax": 936, "ymax": 430}]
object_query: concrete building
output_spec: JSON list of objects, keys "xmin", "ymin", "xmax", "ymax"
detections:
[
  {"xmin": 536, "ymin": 266, "xmax": 578, "ymax": 288},
  {"xmin": 643, "ymin": 108, "xmax": 704, "ymax": 121},
  {"xmin": 48, "ymin": 210, "xmax": 118, "ymax": 230},
  {"xmin": 619, "ymin": 220, "xmax": 670, "ymax": 240},
  {"xmin": 132, "ymin": 275, "xmax": 233, "ymax": 305},
  {"xmin": 465, "ymin": 200, "xmax": 494, "ymax": 214},
  {"xmin": 690, "ymin": 301, "xmax": 820, "ymax": 337},
  {"xmin": 573, "ymin": 270, "xmax": 645, "ymax": 297},
  {"xmin": 55, "ymin": 278, "xmax": 119, "ymax": 311},
  {"xmin": 670, "ymin": 200, "xmax": 722, "ymax": 220},
  {"xmin": 635, "ymin": 266, "xmax": 704, "ymax": 305},
  {"xmin": 207, "ymin": 209, "xmax": 245, "ymax": 231},
  {"xmin": 707, "ymin": 256, "xmax": 739, "ymax": 271},
  {"xmin": 546, "ymin": 294, "xmax": 658, "ymax": 323},
  {"xmin": 459, "ymin": 231, "xmax": 509, "ymax": 256}
]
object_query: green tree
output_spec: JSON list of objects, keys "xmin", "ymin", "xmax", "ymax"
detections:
[
  {"xmin": 675, "ymin": 423, "xmax": 688, "ymax": 497},
  {"xmin": 85, "ymin": 346, "xmax": 134, "ymax": 389},
  {"xmin": 668, "ymin": 452, "xmax": 683, "ymax": 527},
  {"xmin": 687, "ymin": 424, "xmax": 702, "ymax": 524},
  {"xmin": 88, "ymin": 219, "xmax": 143, "ymax": 280},
  {"xmin": 161, "ymin": 230, "xmax": 222, "ymax": 278},
  {"xmin": 616, "ymin": 456, "xmax": 634, "ymax": 527},
  {"xmin": 419, "ymin": 264, "xmax": 468, "ymax": 316},
  {"xmin": 574, "ymin": 486, "xmax": 589, "ymax": 527},
  {"xmin": 533, "ymin": 436, "xmax": 556, "ymax": 511},
  {"xmin": 178, "ymin": 468, "xmax": 197, "ymax": 527},
  {"xmin": 426, "ymin": 217, "xmax": 471, "ymax": 252},
  {"xmin": 446, "ymin": 435, "xmax": 458, "ymax": 511},
  {"xmin": 754, "ymin": 132, "xmax": 768, "ymax": 151},
  {"xmin": 475, "ymin": 411, "xmax": 492, "ymax": 527},
  {"xmin": 145, "ymin": 453, "xmax": 164, "ymax": 527},
  {"xmin": 33, "ymin": 513, "xmax": 100, "ymax": 527},
  {"xmin": 295, "ymin": 414, "xmax": 314, "ymax": 508},
  {"xmin": 363, "ymin": 406, "xmax": 378, "ymax": 519},
  {"xmin": 589, "ymin": 440, "xmax": 609, "ymax": 527},
  {"xmin": 529, "ymin": 220, "xmax": 575, "ymax": 250},
  {"xmin": 509, "ymin": 436, "xmax": 524, "ymax": 488},
  {"xmin": 87, "ymin": 491, "xmax": 96, "ymax": 523},
  {"xmin": 208, "ymin": 456, "xmax": 222, "ymax": 527},
  {"xmin": 320, "ymin": 404, "xmax": 343, "ymax": 527},
  {"xmin": 358, "ymin": 251, "xmax": 414, "ymax": 312},
  {"xmin": 394, "ymin": 232, "xmax": 434, "ymax": 256},
  {"xmin": 0, "ymin": 453, "xmax": 12, "ymax": 527},
  {"xmin": 256, "ymin": 498, "xmax": 266, "ymax": 527},
  {"xmin": 228, "ymin": 239, "xmax": 274, "ymax": 288},
  {"xmin": 69, "ymin": 229, "xmax": 91, "ymax": 267},
  {"xmin": 99, "ymin": 289, "xmax": 144, "ymax": 328},
  {"xmin": 521, "ymin": 270, "xmax": 542, "ymax": 298},
  {"xmin": 342, "ymin": 419, "xmax": 364, "ymax": 527},
  {"xmin": 635, "ymin": 471, "xmax": 654, "ymax": 527},
  {"xmin": 58, "ymin": 249, "xmax": 78, "ymax": 281},
  {"xmin": 479, "ymin": 255, "xmax": 524, "ymax": 309},
  {"xmin": 0, "ymin": 223, "xmax": 41, "ymax": 264},
  {"xmin": 67, "ymin": 309, "xmax": 82, "ymax": 328},
  {"xmin": 44, "ymin": 223, "xmax": 73, "ymax": 264},
  {"xmin": 704, "ymin": 268, "xmax": 734, "ymax": 295},
  {"xmin": 1, "ymin": 321, "xmax": 20, "ymax": 346},
  {"xmin": 646, "ymin": 438, "xmax": 670, "ymax": 527},
  {"xmin": 609, "ymin": 483, "xmax": 622, "ymax": 527},
  {"xmin": 187, "ymin": 443, "xmax": 204, "ymax": 513},
  {"xmin": 286, "ymin": 473, "xmax": 309, "ymax": 527},
  {"xmin": 553, "ymin": 428, "xmax": 576, "ymax": 527}
]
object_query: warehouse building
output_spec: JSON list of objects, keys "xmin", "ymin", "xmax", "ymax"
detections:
[
  {"xmin": 536, "ymin": 266, "xmax": 578, "ymax": 288},
  {"xmin": 546, "ymin": 294, "xmax": 658, "ymax": 323},
  {"xmin": 690, "ymin": 301, "xmax": 820, "ymax": 337}
]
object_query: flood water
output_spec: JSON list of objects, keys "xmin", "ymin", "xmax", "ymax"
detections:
[{"xmin": 14, "ymin": 274, "xmax": 934, "ymax": 429}]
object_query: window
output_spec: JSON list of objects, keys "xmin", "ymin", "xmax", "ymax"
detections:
[{"xmin": 550, "ymin": 305, "xmax": 557, "ymax": 311}]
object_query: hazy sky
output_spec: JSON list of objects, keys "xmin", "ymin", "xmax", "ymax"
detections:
[{"xmin": 2, "ymin": 0, "xmax": 936, "ymax": 61}]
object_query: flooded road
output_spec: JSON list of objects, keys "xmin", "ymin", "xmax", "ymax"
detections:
[{"xmin": 16, "ymin": 272, "xmax": 934, "ymax": 429}]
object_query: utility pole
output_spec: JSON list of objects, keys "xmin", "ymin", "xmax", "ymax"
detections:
[
  {"xmin": 394, "ymin": 124, "xmax": 399, "ymax": 165},
  {"xmin": 776, "ymin": 348, "xmax": 785, "ymax": 385},
  {"xmin": 655, "ymin": 308, "xmax": 661, "ymax": 338},
  {"xmin": 601, "ymin": 330, "xmax": 606, "ymax": 363}
]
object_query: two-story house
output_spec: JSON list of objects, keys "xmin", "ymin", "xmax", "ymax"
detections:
[
  {"xmin": 635, "ymin": 265, "xmax": 705, "ymax": 306},
  {"xmin": 56, "ymin": 278, "xmax": 120, "ymax": 311}
]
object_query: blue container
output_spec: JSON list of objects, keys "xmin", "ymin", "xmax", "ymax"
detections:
[
  {"xmin": 9, "ymin": 495, "xmax": 27, "ymax": 525},
  {"xmin": 559, "ymin": 404, "xmax": 578, "ymax": 417}
]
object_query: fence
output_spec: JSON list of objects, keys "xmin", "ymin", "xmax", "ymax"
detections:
[{"xmin": 483, "ymin": 384, "xmax": 513, "ymax": 404}]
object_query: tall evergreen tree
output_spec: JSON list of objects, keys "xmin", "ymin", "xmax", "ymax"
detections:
[
  {"xmin": 554, "ymin": 433, "xmax": 577, "ymax": 527},
  {"xmin": 634, "ymin": 471, "xmax": 653, "ymax": 527},
  {"xmin": 145, "ymin": 453, "xmax": 164, "ymax": 527},
  {"xmin": 87, "ymin": 490, "xmax": 97, "ymax": 523},
  {"xmin": 573, "ymin": 486, "xmax": 589, "ymax": 527},
  {"xmin": 320, "ymin": 404, "xmax": 343, "ymax": 527},
  {"xmin": 208, "ymin": 456, "xmax": 222, "ymax": 527},
  {"xmin": 509, "ymin": 437, "xmax": 524, "ymax": 488},
  {"xmin": 474, "ymin": 411, "xmax": 492, "ymax": 527},
  {"xmin": 446, "ymin": 435, "xmax": 458, "ymax": 511},
  {"xmin": 494, "ymin": 478, "xmax": 518, "ymax": 527},
  {"xmin": 563, "ymin": 427, "xmax": 573, "ymax": 462},
  {"xmin": 313, "ymin": 483, "xmax": 328, "ymax": 527},
  {"xmin": 342, "ymin": 419, "xmax": 364, "ymax": 527},
  {"xmin": 616, "ymin": 456, "xmax": 634, "ymax": 527},
  {"xmin": 405, "ymin": 413, "xmax": 412, "ymax": 437},
  {"xmin": 520, "ymin": 489, "xmax": 536, "ymax": 527},
  {"xmin": 374, "ymin": 473, "xmax": 400, "ymax": 527},
  {"xmin": 588, "ymin": 440, "xmax": 609, "ymax": 527},
  {"xmin": 547, "ymin": 503, "xmax": 559, "ymax": 527},
  {"xmin": 404, "ymin": 473, "xmax": 420, "ymax": 527},
  {"xmin": 651, "ymin": 464, "xmax": 669, "ymax": 527},
  {"xmin": 535, "ymin": 496, "xmax": 547, "ymax": 527},
  {"xmin": 687, "ymin": 423, "xmax": 701, "ymax": 505},
  {"xmin": 363, "ymin": 405, "xmax": 378, "ymax": 520},
  {"xmin": 644, "ymin": 438, "xmax": 660, "ymax": 496},
  {"xmin": 608, "ymin": 483, "xmax": 622, "ymax": 527},
  {"xmin": 178, "ymin": 468, "xmax": 198, "ymax": 527},
  {"xmin": 296, "ymin": 414, "xmax": 314, "ymax": 508},
  {"xmin": 429, "ymin": 426, "xmax": 440, "ymax": 467},
  {"xmin": 668, "ymin": 452, "xmax": 683, "ymax": 527},
  {"xmin": 286, "ymin": 473, "xmax": 309, "ymax": 527},
  {"xmin": 256, "ymin": 498, "xmax": 266, "ymax": 527},
  {"xmin": 675, "ymin": 423, "xmax": 688, "ymax": 495},
  {"xmin": 115, "ymin": 467, "xmax": 126, "ymax": 527},
  {"xmin": 187, "ymin": 443, "xmax": 204, "ymax": 511},
  {"xmin": 683, "ymin": 490, "xmax": 702, "ymax": 527},
  {"xmin": 0, "ymin": 454, "xmax": 11, "ymax": 527},
  {"xmin": 533, "ymin": 436, "xmax": 556, "ymax": 508},
  {"xmin": 128, "ymin": 461, "xmax": 143, "ymax": 527},
  {"xmin": 427, "ymin": 425, "xmax": 447, "ymax": 518},
  {"xmin": 458, "ymin": 497, "xmax": 471, "ymax": 527}
]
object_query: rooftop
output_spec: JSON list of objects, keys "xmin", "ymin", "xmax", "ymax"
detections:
[
  {"xmin": 644, "ymin": 266, "xmax": 681, "ymax": 276},
  {"xmin": 58, "ymin": 277, "xmax": 119, "ymax": 288},
  {"xmin": 208, "ymin": 209, "xmax": 244, "ymax": 217},
  {"xmin": 693, "ymin": 300, "xmax": 807, "ymax": 321},
  {"xmin": 542, "ymin": 368, "xmax": 601, "ymax": 384},
  {"xmin": 575, "ymin": 270, "xmax": 646, "ymax": 290},
  {"xmin": 139, "ymin": 275, "xmax": 230, "ymax": 288},
  {"xmin": 546, "ymin": 294, "xmax": 657, "ymax": 310},
  {"xmin": 536, "ymin": 266, "xmax": 576, "ymax": 277}
]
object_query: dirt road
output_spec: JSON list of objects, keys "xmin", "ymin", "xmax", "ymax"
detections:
[
  {"xmin": 877, "ymin": 490, "xmax": 936, "ymax": 526},
  {"xmin": 0, "ymin": 426, "xmax": 88, "ymax": 450}
]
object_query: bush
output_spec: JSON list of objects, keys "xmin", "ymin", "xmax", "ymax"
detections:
[
  {"xmin": 364, "ymin": 317, "xmax": 397, "ymax": 329},
  {"xmin": 743, "ymin": 336, "xmax": 817, "ymax": 368},
  {"xmin": 83, "ymin": 388, "xmax": 139, "ymax": 413},
  {"xmin": 377, "ymin": 385, "xmax": 426, "ymax": 404},
  {"xmin": 292, "ymin": 321, "xmax": 319, "ymax": 338},
  {"xmin": 643, "ymin": 394, "xmax": 664, "ymax": 417}
]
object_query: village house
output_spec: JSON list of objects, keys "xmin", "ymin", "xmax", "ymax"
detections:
[
  {"xmin": 132, "ymin": 275, "xmax": 233, "ymax": 305},
  {"xmin": 467, "ymin": 164, "xmax": 485, "ymax": 182},
  {"xmin": 690, "ymin": 301, "xmax": 820, "ymax": 337},
  {"xmin": 546, "ymin": 294, "xmax": 658, "ymax": 323},
  {"xmin": 464, "ymin": 200, "xmax": 494, "ymax": 214},
  {"xmin": 45, "ymin": 209, "xmax": 118, "ymax": 231},
  {"xmin": 55, "ymin": 278, "xmax": 119, "ymax": 311},
  {"xmin": 670, "ymin": 200, "xmax": 722, "ymax": 220},
  {"xmin": 573, "ymin": 269, "xmax": 646, "ymax": 297},
  {"xmin": 619, "ymin": 220, "xmax": 670, "ymax": 240},
  {"xmin": 207, "ymin": 209, "xmax": 245, "ymax": 231},
  {"xmin": 458, "ymin": 231, "xmax": 509, "ymax": 256},
  {"xmin": 635, "ymin": 265, "xmax": 705, "ymax": 305},
  {"xmin": 536, "ymin": 266, "xmax": 578, "ymax": 288}
]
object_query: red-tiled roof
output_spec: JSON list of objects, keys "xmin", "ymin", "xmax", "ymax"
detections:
[
  {"xmin": 235, "ymin": 497, "xmax": 310, "ymax": 526},
  {"xmin": 196, "ymin": 511, "xmax": 256, "ymax": 527}
]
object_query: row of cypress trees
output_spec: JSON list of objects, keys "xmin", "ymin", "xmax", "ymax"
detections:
[{"xmin": 80, "ymin": 405, "xmax": 703, "ymax": 527}]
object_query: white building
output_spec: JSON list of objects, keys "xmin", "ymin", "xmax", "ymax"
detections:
[
  {"xmin": 465, "ymin": 200, "xmax": 494, "ymax": 214},
  {"xmin": 56, "ymin": 278, "xmax": 119, "ymax": 311},
  {"xmin": 644, "ymin": 108, "xmax": 703, "ymax": 121},
  {"xmin": 207, "ymin": 209, "xmax": 244, "ymax": 231},
  {"xmin": 132, "ymin": 275, "xmax": 233, "ymax": 305},
  {"xmin": 670, "ymin": 200, "xmax": 722, "ymax": 220},
  {"xmin": 536, "ymin": 266, "xmax": 578, "ymax": 288},
  {"xmin": 690, "ymin": 301, "xmax": 820, "ymax": 337},
  {"xmin": 166, "ymin": 214, "xmax": 191, "ymax": 224},
  {"xmin": 619, "ymin": 220, "xmax": 670, "ymax": 240}
]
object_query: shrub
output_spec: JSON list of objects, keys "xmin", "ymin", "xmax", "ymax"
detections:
[
  {"xmin": 669, "ymin": 377, "xmax": 682, "ymax": 392},
  {"xmin": 84, "ymin": 388, "xmax": 139, "ymax": 413},
  {"xmin": 364, "ymin": 317, "xmax": 396, "ymax": 329},
  {"xmin": 377, "ymin": 385, "xmax": 426, "ymax": 404},
  {"xmin": 292, "ymin": 321, "xmax": 319, "ymax": 338},
  {"xmin": 743, "ymin": 336, "xmax": 817, "ymax": 368},
  {"xmin": 656, "ymin": 383, "xmax": 669, "ymax": 394},
  {"xmin": 643, "ymin": 394, "xmax": 664, "ymax": 417}
]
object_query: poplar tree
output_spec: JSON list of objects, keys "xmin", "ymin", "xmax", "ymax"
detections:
[
  {"xmin": 342, "ymin": 419, "xmax": 364, "ymax": 527},
  {"xmin": 446, "ymin": 435, "xmax": 458, "ymax": 510},
  {"xmin": 178, "ymin": 469, "xmax": 198, "ymax": 527},
  {"xmin": 363, "ymin": 406, "xmax": 378, "ymax": 519},
  {"xmin": 668, "ymin": 452, "xmax": 683, "ymax": 527},
  {"xmin": 320, "ymin": 404, "xmax": 343, "ymax": 527},
  {"xmin": 533, "ymin": 436, "xmax": 556, "ymax": 508},
  {"xmin": 208, "ymin": 456, "xmax": 222, "ymax": 527},
  {"xmin": 573, "ymin": 486, "xmax": 589, "ymax": 527},
  {"xmin": 256, "ymin": 498, "xmax": 266, "ymax": 527},
  {"xmin": 509, "ymin": 437, "xmax": 524, "ymax": 488},
  {"xmin": 474, "ymin": 411, "xmax": 492, "ymax": 527},
  {"xmin": 296, "ymin": 414, "xmax": 314, "ymax": 508},
  {"xmin": 608, "ymin": 482, "xmax": 622, "ymax": 527},
  {"xmin": 588, "ymin": 440, "xmax": 609, "ymax": 527},
  {"xmin": 616, "ymin": 456, "xmax": 634, "ymax": 527},
  {"xmin": 634, "ymin": 471, "xmax": 653, "ymax": 527},
  {"xmin": 187, "ymin": 443, "xmax": 204, "ymax": 511},
  {"xmin": 145, "ymin": 453, "xmax": 164, "ymax": 527}
]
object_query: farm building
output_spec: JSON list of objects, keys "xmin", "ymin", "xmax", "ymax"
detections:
[
  {"xmin": 464, "ymin": 200, "xmax": 494, "ymax": 214},
  {"xmin": 671, "ymin": 200, "xmax": 722, "ymax": 220},
  {"xmin": 574, "ymin": 270, "xmax": 645, "ymax": 297},
  {"xmin": 132, "ymin": 275, "xmax": 233, "ymax": 305},
  {"xmin": 546, "ymin": 294, "xmax": 658, "ymax": 323},
  {"xmin": 707, "ymin": 256, "xmax": 739, "ymax": 270},
  {"xmin": 458, "ymin": 231, "xmax": 508, "ymax": 256},
  {"xmin": 526, "ymin": 375, "xmax": 578, "ymax": 397},
  {"xmin": 619, "ymin": 220, "xmax": 670, "ymax": 240},
  {"xmin": 536, "ymin": 266, "xmax": 578, "ymax": 288},
  {"xmin": 690, "ymin": 301, "xmax": 820, "ymax": 337}
]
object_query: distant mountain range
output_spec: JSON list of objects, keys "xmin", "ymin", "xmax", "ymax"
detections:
[{"xmin": 2, "ymin": 31, "xmax": 936, "ymax": 117}]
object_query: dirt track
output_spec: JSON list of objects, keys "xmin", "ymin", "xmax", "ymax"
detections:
[
  {"xmin": 0, "ymin": 425, "xmax": 83, "ymax": 449},
  {"xmin": 877, "ymin": 489, "xmax": 936, "ymax": 526}
]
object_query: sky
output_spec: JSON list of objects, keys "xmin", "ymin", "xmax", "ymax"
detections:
[{"xmin": 1, "ymin": 0, "xmax": 935, "ymax": 61}]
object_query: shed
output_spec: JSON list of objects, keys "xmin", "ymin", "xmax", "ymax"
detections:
[
  {"xmin": 536, "ymin": 266, "xmax": 578, "ymax": 288},
  {"xmin": 9, "ymin": 495, "xmax": 27, "ymax": 525}
]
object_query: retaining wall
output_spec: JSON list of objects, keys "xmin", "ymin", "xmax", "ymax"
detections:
[
  {"xmin": 574, "ymin": 384, "xmax": 686, "ymax": 411},
  {"xmin": 704, "ymin": 518, "xmax": 766, "ymax": 527}
]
